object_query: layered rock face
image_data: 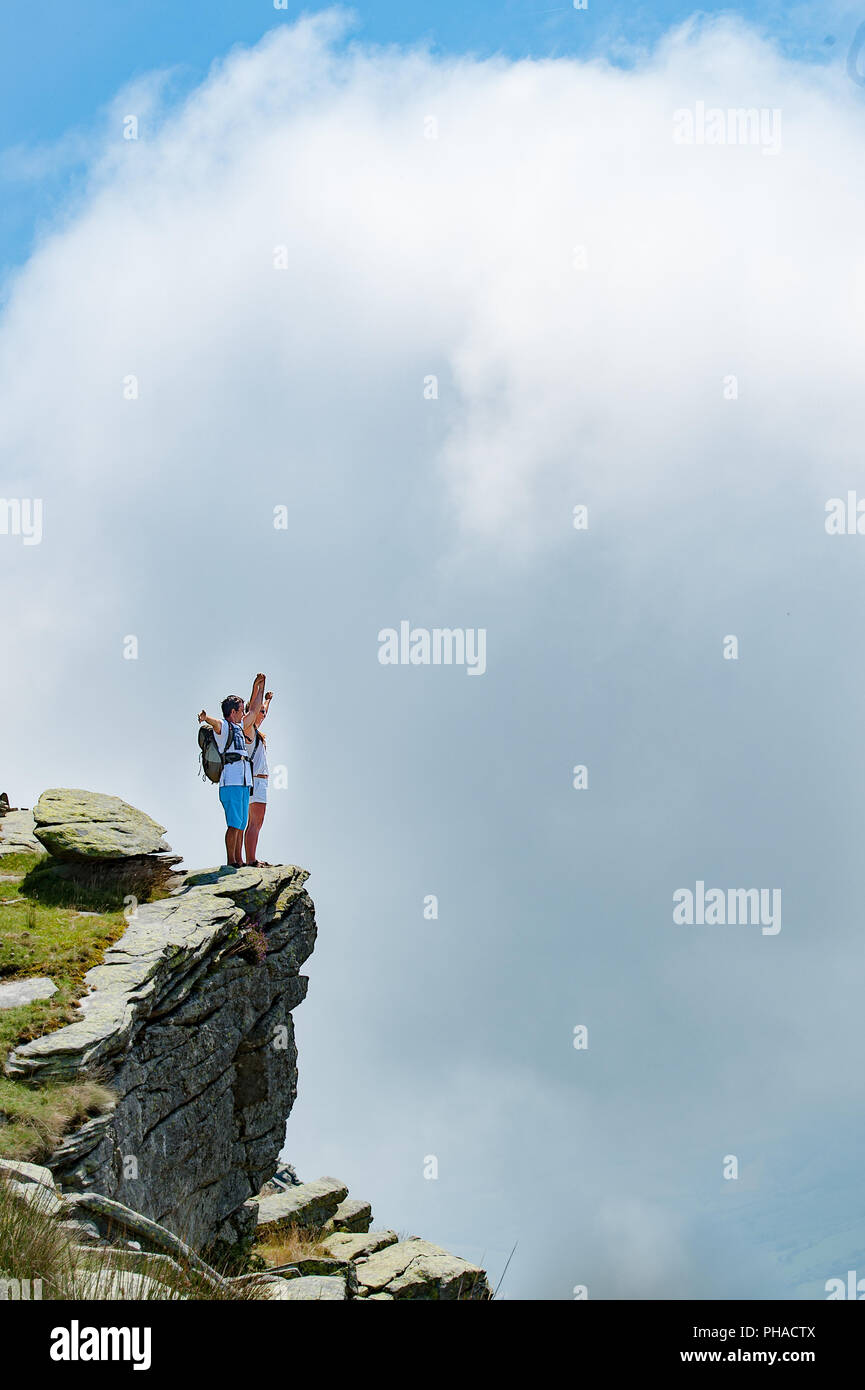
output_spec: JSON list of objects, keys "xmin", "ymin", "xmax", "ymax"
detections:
[{"xmin": 6, "ymin": 864, "xmax": 316, "ymax": 1254}]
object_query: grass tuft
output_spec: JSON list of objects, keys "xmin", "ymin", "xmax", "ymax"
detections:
[
  {"xmin": 0, "ymin": 1076, "xmax": 115, "ymax": 1161},
  {"xmin": 0, "ymin": 1178, "xmax": 271, "ymax": 1300},
  {"xmin": 253, "ymin": 1225, "xmax": 333, "ymax": 1267}
]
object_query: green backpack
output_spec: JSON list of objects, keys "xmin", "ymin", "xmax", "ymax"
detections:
[
  {"xmin": 198, "ymin": 725, "xmax": 260, "ymax": 784},
  {"xmin": 198, "ymin": 726, "xmax": 223, "ymax": 784}
]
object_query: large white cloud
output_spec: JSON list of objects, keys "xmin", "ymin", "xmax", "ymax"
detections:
[
  {"xmin": 2, "ymin": 9, "xmax": 865, "ymax": 1297},
  {"xmin": 4, "ymin": 11, "xmax": 863, "ymax": 527}
]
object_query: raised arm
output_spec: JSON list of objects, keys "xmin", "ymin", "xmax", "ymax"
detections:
[
  {"xmin": 243, "ymin": 674, "xmax": 266, "ymax": 735},
  {"xmin": 199, "ymin": 710, "xmax": 223, "ymax": 736}
]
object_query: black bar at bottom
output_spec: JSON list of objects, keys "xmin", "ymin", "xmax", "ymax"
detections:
[{"xmin": 1, "ymin": 1297, "xmax": 857, "ymax": 1374}]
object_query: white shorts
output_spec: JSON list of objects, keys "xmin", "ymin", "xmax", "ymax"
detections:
[{"xmin": 251, "ymin": 777, "xmax": 268, "ymax": 805}]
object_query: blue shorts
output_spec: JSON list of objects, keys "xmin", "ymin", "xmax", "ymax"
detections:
[{"xmin": 219, "ymin": 785, "xmax": 250, "ymax": 830}]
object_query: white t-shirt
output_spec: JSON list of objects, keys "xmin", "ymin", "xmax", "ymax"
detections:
[
  {"xmin": 251, "ymin": 732, "xmax": 268, "ymax": 777},
  {"xmin": 213, "ymin": 719, "xmax": 253, "ymax": 788}
]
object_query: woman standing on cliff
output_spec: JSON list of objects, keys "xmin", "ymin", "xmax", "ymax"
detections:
[{"xmin": 245, "ymin": 691, "xmax": 272, "ymax": 866}]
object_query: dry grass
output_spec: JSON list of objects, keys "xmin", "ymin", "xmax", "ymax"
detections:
[
  {"xmin": 0, "ymin": 1176, "xmax": 76, "ymax": 1296},
  {"xmin": 254, "ymin": 1225, "xmax": 333, "ymax": 1267},
  {"xmin": 0, "ymin": 1178, "xmax": 271, "ymax": 1300},
  {"xmin": 0, "ymin": 1075, "xmax": 115, "ymax": 1162}
]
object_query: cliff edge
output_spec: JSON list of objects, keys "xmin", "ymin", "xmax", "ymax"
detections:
[{"xmin": 6, "ymin": 861, "xmax": 316, "ymax": 1256}]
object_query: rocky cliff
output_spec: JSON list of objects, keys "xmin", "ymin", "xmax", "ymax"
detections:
[
  {"xmin": 6, "ymin": 861, "xmax": 315, "ymax": 1256},
  {"xmin": 1, "ymin": 792, "xmax": 492, "ymax": 1299}
]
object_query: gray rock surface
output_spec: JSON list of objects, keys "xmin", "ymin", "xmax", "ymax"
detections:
[
  {"xmin": 58, "ymin": 1218, "xmax": 103, "ymax": 1245},
  {"xmin": 33, "ymin": 788, "xmax": 168, "ymax": 861},
  {"xmin": 0, "ymin": 809, "xmax": 41, "ymax": 856},
  {"xmin": 322, "ymin": 1229, "xmax": 399, "ymax": 1262},
  {"xmin": 258, "ymin": 1161, "xmax": 300, "ymax": 1195},
  {"xmin": 354, "ymin": 1238, "xmax": 492, "ymax": 1300},
  {"xmin": 0, "ymin": 976, "xmax": 57, "ymax": 1010},
  {"xmin": 0, "ymin": 1158, "xmax": 58, "ymax": 1190},
  {"xmin": 5, "ymin": 1179, "xmax": 62, "ymax": 1215},
  {"xmin": 61, "ymin": 1193, "xmax": 231, "ymax": 1291},
  {"xmin": 329, "ymin": 1197, "xmax": 372, "ymax": 1233},
  {"xmin": 255, "ymin": 1177, "xmax": 348, "ymax": 1235},
  {"xmin": 5, "ymin": 864, "xmax": 316, "ymax": 1254},
  {"xmin": 255, "ymin": 1277, "xmax": 301, "ymax": 1299},
  {"xmin": 271, "ymin": 1274, "xmax": 348, "ymax": 1300}
]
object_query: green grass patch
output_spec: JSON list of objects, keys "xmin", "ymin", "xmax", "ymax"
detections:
[
  {"xmin": 0, "ymin": 856, "xmax": 165, "ymax": 1163},
  {"xmin": 0, "ymin": 850, "xmax": 47, "ymax": 877}
]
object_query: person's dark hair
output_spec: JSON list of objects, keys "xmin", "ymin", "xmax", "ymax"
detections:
[{"xmin": 221, "ymin": 695, "xmax": 243, "ymax": 719}]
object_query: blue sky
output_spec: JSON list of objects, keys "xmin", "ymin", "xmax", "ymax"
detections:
[
  {"xmin": 3, "ymin": 3, "xmax": 865, "ymax": 1300},
  {"xmin": 0, "ymin": 1, "xmax": 855, "ymax": 272}
]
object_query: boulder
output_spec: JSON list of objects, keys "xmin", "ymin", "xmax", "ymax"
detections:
[
  {"xmin": 4, "ymin": 1179, "xmax": 62, "ymax": 1216},
  {"xmin": 255, "ymin": 1177, "xmax": 348, "ymax": 1235},
  {"xmin": 0, "ymin": 1158, "xmax": 58, "ymax": 1191},
  {"xmin": 270, "ymin": 1274, "xmax": 348, "ymax": 1300},
  {"xmin": 0, "ymin": 977, "xmax": 57, "ymax": 1010},
  {"xmin": 256, "ymin": 1277, "xmax": 305, "ymax": 1300},
  {"xmin": 321, "ymin": 1229, "xmax": 399, "ymax": 1262},
  {"xmin": 329, "ymin": 1197, "xmax": 372, "ymax": 1233},
  {"xmin": 354, "ymin": 1238, "xmax": 492, "ymax": 1300},
  {"xmin": 0, "ymin": 810, "xmax": 42, "ymax": 856},
  {"xmin": 33, "ymin": 789, "xmax": 167, "ymax": 861},
  {"xmin": 58, "ymin": 1219, "xmax": 103, "ymax": 1246}
]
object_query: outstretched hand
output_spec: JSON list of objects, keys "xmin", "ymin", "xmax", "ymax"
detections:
[{"xmin": 198, "ymin": 710, "xmax": 207, "ymax": 723}]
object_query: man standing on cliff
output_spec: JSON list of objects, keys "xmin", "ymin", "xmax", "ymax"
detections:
[{"xmin": 199, "ymin": 674, "xmax": 266, "ymax": 867}]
